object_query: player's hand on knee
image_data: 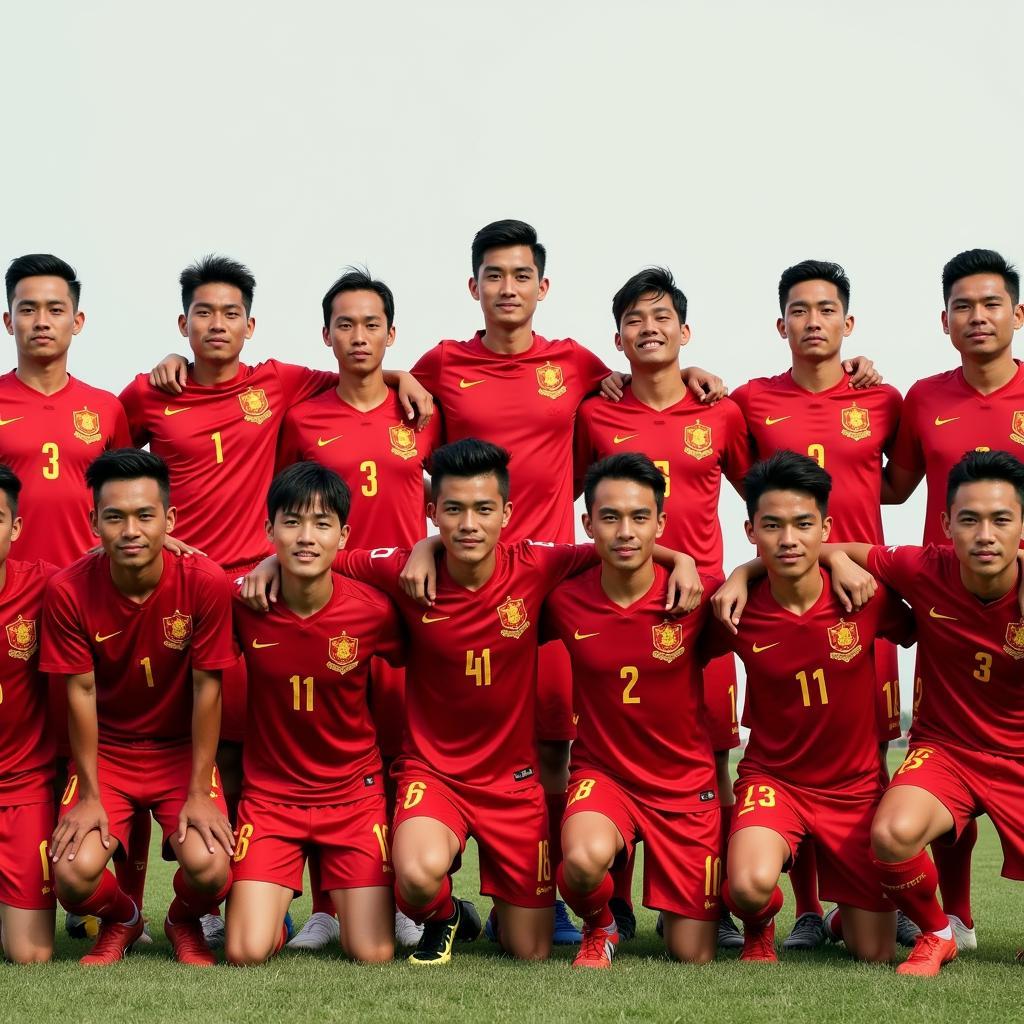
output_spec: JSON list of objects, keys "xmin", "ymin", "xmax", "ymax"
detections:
[
  {"xmin": 240, "ymin": 556, "xmax": 281, "ymax": 611},
  {"xmin": 666, "ymin": 554, "xmax": 702, "ymax": 614},
  {"xmin": 843, "ymin": 356, "xmax": 882, "ymax": 388},
  {"xmin": 51, "ymin": 797, "xmax": 110, "ymax": 862},
  {"xmin": 178, "ymin": 794, "xmax": 235, "ymax": 857},
  {"xmin": 711, "ymin": 575, "xmax": 749, "ymax": 634},
  {"xmin": 682, "ymin": 365, "xmax": 726, "ymax": 404},
  {"xmin": 396, "ymin": 372, "xmax": 434, "ymax": 428},
  {"xmin": 829, "ymin": 553, "xmax": 877, "ymax": 612},
  {"xmin": 149, "ymin": 352, "xmax": 190, "ymax": 394},
  {"xmin": 599, "ymin": 371, "xmax": 628, "ymax": 402}
]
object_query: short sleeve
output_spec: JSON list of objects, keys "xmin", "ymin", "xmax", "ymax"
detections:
[
  {"xmin": 333, "ymin": 548, "xmax": 407, "ymax": 598},
  {"xmin": 411, "ymin": 344, "xmax": 444, "ymax": 395},
  {"xmin": 189, "ymin": 564, "xmax": 239, "ymax": 670},
  {"xmin": 874, "ymin": 586, "xmax": 916, "ymax": 648},
  {"xmin": 572, "ymin": 400, "xmax": 600, "ymax": 497},
  {"xmin": 865, "ymin": 544, "xmax": 923, "ymax": 598},
  {"xmin": 40, "ymin": 579, "xmax": 93, "ymax": 676},
  {"xmin": 887, "ymin": 384, "xmax": 924, "ymax": 473},
  {"xmin": 697, "ymin": 616, "xmax": 736, "ymax": 665},
  {"xmin": 271, "ymin": 361, "xmax": 338, "ymax": 405},
  {"xmin": 527, "ymin": 541, "xmax": 600, "ymax": 585},
  {"xmin": 373, "ymin": 597, "xmax": 407, "ymax": 667},
  {"xmin": 719, "ymin": 398, "xmax": 755, "ymax": 487},
  {"xmin": 118, "ymin": 379, "xmax": 152, "ymax": 448},
  {"xmin": 571, "ymin": 342, "xmax": 612, "ymax": 394},
  {"xmin": 276, "ymin": 409, "xmax": 304, "ymax": 472},
  {"xmin": 109, "ymin": 398, "xmax": 134, "ymax": 449},
  {"xmin": 881, "ymin": 386, "xmax": 904, "ymax": 457}
]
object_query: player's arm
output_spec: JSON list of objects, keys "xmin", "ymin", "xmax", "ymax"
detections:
[
  {"xmin": 881, "ymin": 460, "xmax": 923, "ymax": 504},
  {"xmin": 117, "ymin": 380, "xmax": 153, "ymax": 447},
  {"xmin": 398, "ymin": 536, "xmax": 444, "ymax": 605},
  {"xmin": 843, "ymin": 355, "xmax": 882, "ymax": 388},
  {"xmin": 382, "ymin": 370, "xmax": 434, "ymax": 429},
  {"xmin": 881, "ymin": 389, "xmax": 924, "ymax": 503},
  {"xmin": 149, "ymin": 352, "xmax": 191, "ymax": 394},
  {"xmin": 601, "ymin": 365, "xmax": 727, "ymax": 404},
  {"xmin": 652, "ymin": 545, "xmax": 704, "ymax": 613}
]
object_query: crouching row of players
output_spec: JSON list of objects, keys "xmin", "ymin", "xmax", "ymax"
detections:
[{"xmin": 2, "ymin": 439, "xmax": 1022, "ymax": 979}]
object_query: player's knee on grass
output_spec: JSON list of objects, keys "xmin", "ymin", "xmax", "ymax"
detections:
[
  {"xmin": 342, "ymin": 933, "xmax": 394, "ymax": 964},
  {"xmin": 496, "ymin": 904, "xmax": 552, "ymax": 961},
  {"xmin": 1, "ymin": 909, "xmax": 54, "ymax": 964},
  {"xmin": 662, "ymin": 914, "xmax": 716, "ymax": 965},
  {"xmin": 838, "ymin": 906, "xmax": 895, "ymax": 964},
  {"xmin": 335, "ymin": 887, "xmax": 394, "ymax": 963},
  {"xmin": 225, "ymin": 931, "xmax": 278, "ymax": 967}
]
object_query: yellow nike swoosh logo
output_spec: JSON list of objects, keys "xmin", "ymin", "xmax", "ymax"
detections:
[
  {"xmin": 94, "ymin": 631, "xmax": 122, "ymax": 643},
  {"xmin": 163, "ymin": 406, "xmax": 189, "ymax": 416},
  {"xmin": 612, "ymin": 434, "xmax": 639, "ymax": 445},
  {"xmin": 421, "ymin": 614, "xmax": 451, "ymax": 624},
  {"xmin": 928, "ymin": 608, "xmax": 958, "ymax": 621},
  {"xmin": 752, "ymin": 642, "xmax": 780, "ymax": 653},
  {"xmin": 574, "ymin": 630, "xmax": 600, "ymax": 640},
  {"xmin": 0, "ymin": 416, "xmax": 24, "ymax": 427},
  {"xmin": 251, "ymin": 640, "xmax": 279, "ymax": 649},
  {"xmin": 317, "ymin": 435, "xmax": 344, "ymax": 447},
  {"xmin": 458, "ymin": 379, "xmax": 484, "ymax": 389},
  {"xmin": 934, "ymin": 416, "xmax": 960, "ymax": 427},
  {"xmin": 764, "ymin": 416, "xmax": 790, "ymax": 426}
]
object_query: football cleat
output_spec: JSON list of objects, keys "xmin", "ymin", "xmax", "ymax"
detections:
[
  {"xmin": 740, "ymin": 919, "xmax": 778, "ymax": 963},
  {"xmin": 782, "ymin": 911, "xmax": 826, "ymax": 950},
  {"xmin": 896, "ymin": 911, "xmax": 921, "ymax": 948},
  {"xmin": 896, "ymin": 930, "xmax": 958, "ymax": 977},
  {"xmin": 286, "ymin": 911, "xmax": 339, "ymax": 950},
  {"xmin": 484, "ymin": 906, "xmax": 500, "ymax": 943},
  {"xmin": 200, "ymin": 913, "xmax": 225, "ymax": 950},
  {"xmin": 454, "ymin": 898, "xmax": 482, "ymax": 942},
  {"xmin": 823, "ymin": 907, "xmax": 842, "ymax": 944},
  {"xmin": 572, "ymin": 922, "xmax": 618, "ymax": 969},
  {"xmin": 80, "ymin": 915, "xmax": 145, "ymax": 966},
  {"xmin": 395, "ymin": 909, "xmax": 424, "ymax": 948},
  {"xmin": 65, "ymin": 912, "xmax": 101, "ymax": 940},
  {"xmin": 553, "ymin": 900, "xmax": 582, "ymax": 945},
  {"xmin": 947, "ymin": 913, "xmax": 977, "ymax": 951},
  {"xmin": 656, "ymin": 911, "xmax": 664, "ymax": 938},
  {"xmin": 718, "ymin": 911, "xmax": 745, "ymax": 949},
  {"xmin": 609, "ymin": 897, "xmax": 637, "ymax": 941},
  {"xmin": 135, "ymin": 919, "xmax": 154, "ymax": 945},
  {"xmin": 408, "ymin": 902, "xmax": 460, "ymax": 966},
  {"xmin": 164, "ymin": 916, "xmax": 217, "ymax": 966}
]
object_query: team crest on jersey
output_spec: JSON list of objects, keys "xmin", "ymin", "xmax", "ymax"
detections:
[
  {"xmin": 328, "ymin": 632, "xmax": 360, "ymax": 674},
  {"xmin": 840, "ymin": 403, "xmax": 871, "ymax": 441},
  {"xmin": 5, "ymin": 615, "xmax": 37, "ymax": 660},
  {"xmin": 827, "ymin": 619, "xmax": 863, "ymax": 662},
  {"xmin": 1010, "ymin": 410, "xmax": 1024, "ymax": 446},
  {"xmin": 497, "ymin": 596, "xmax": 530, "ymax": 638},
  {"xmin": 162, "ymin": 611, "xmax": 193, "ymax": 650},
  {"xmin": 389, "ymin": 423, "xmax": 418, "ymax": 461},
  {"xmin": 1003, "ymin": 620, "xmax": 1024, "ymax": 660},
  {"xmin": 72, "ymin": 407, "xmax": 102, "ymax": 444},
  {"xmin": 536, "ymin": 362, "xmax": 566, "ymax": 400},
  {"xmin": 238, "ymin": 387, "xmax": 272, "ymax": 425},
  {"xmin": 652, "ymin": 620, "xmax": 685, "ymax": 663},
  {"xmin": 683, "ymin": 420, "xmax": 713, "ymax": 461}
]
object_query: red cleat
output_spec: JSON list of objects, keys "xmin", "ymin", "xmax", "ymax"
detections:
[
  {"xmin": 164, "ymin": 916, "xmax": 217, "ymax": 966},
  {"xmin": 740, "ymin": 919, "xmax": 778, "ymax": 962},
  {"xmin": 80, "ymin": 915, "xmax": 145, "ymax": 966},
  {"xmin": 572, "ymin": 923, "xmax": 619, "ymax": 970},
  {"xmin": 896, "ymin": 931, "xmax": 957, "ymax": 977}
]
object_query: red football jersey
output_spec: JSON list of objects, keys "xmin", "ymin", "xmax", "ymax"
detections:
[
  {"xmin": 276, "ymin": 388, "xmax": 442, "ymax": 549},
  {"xmin": 542, "ymin": 564, "xmax": 719, "ymax": 809},
  {"xmin": 233, "ymin": 575, "xmax": 403, "ymax": 805},
  {"xmin": 574, "ymin": 390, "xmax": 751, "ymax": 574},
  {"xmin": 0, "ymin": 372, "xmax": 131, "ymax": 567},
  {"xmin": 0, "ymin": 559, "xmax": 58, "ymax": 803},
  {"xmin": 119, "ymin": 360, "xmax": 336, "ymax": 570},
  {"xmin": 888, "ymin": 361, "xmax": 1024, "ymax": 544},
  {"xmin": 706, "ymin": 569, "xmax": 913, "ymax": 795},
  {"xmin": 730, "ymin": 372, "xmax": 902, "ymax": 544},
  {"xmin": 867, "ymin": 544, "xmax": 1024, "ymax": 759},
  {"xmin": 411, "ymin": 334, "xmax": 609, "ymax": 543},
  {"xmin": 40, "ymin": 551, "xmax": 236, "ymax": 748},
  {"xmin": 338, "ymin": 541, "xmax": 598, "ymax": 787}
]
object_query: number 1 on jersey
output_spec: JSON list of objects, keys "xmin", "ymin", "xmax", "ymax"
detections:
[{"xmin": 210, "ymin": 431, "xmax": 224, "ymax": 464}]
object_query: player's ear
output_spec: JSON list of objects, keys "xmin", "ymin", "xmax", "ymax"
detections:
[
  {"xmin": 322, "ymin": 326, "xmax": 331, "ymax": 348},
  {"xmin": 776, "ymin": 317, "xmax": 787, "ymax": 340},
  {"xmin": 386, "ymin": 325, "xmax": 396, "ymax": 348},
  {"xmin": 940, "ymin": 511, "xmax": 952, "ymax": 539},
  {"xmin": 245, "ymin": 317, "xmax": 256, "ymax": 339},
  {"xmin": 744, "ymin": 519, "xmax": 756, "ymax": 545},
  {"xmin": 679, "ymin": 323, "xmax": 691, "ymax": 346},
  {"xmin": 655, "ymin": 511, "xmax": 666, "ymax": 539},
  {"xmin": 500, "ymin": 501, "xmax": 513, "ymax": 528},
  {"xmin": 842, "ymin": 314, "xmax": 854, "ymax": 337},
  {"xmin": 427, "ymin": 502, "xmax": 438, "ymax": 527},
  {"xmin": 72, "ymin": 310, "xmax": 86, "ymax": 335},
  {"xmin": 614, "ymin": 332, "xmax": 624, "ymax": 352},
  {"xmin": 1013, "ymin": 302, "xmax": 1024, "ymax": 329},
  {"xmin": 468, "ymin": 276, "xmax": 481, "ymax": 301},
  {"xmin": 178, "ymin": 313, "xmax": 189, "ymax": 338},
  {"xmin": 9, "ymin": 515, "xmax": 22, "ymax": 542},
  {"xmin": 581, "ymin": 512, "xmax": 594, "ymax": 539},
  {"xmin": 164, "ymin": 505, "xmax": 177, "ymax": 533},
  {"xmin": 265, "ymin": 518, "xmax": 274, "ymax": 543},
  {"xmin": 537, "ymin": 277, "xmax": 550, "ymax": 301},
  {"xmin": 821, "ymin": 515, "xmax": 832, "ymax": 543},
  {"xmin": 940, "ymin": 309, "xmax": 950, "ymax": 336},
  {"xmin": 337, "ymin": 523, "xmax": 351, "ymax": 550},
  {"xmin": 90, "ymin": 508, "xmax": 100, "ymax": 538},
  {"xmin": 2, "ymin": 312, "xmax": 12, "ymax": 336}
]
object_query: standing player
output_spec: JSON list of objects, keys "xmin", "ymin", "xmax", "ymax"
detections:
[
  {"xmin": 708, "ymin": 451, "xmax": 911, "ymax": 964},
  {"xmin": 41, "ymin": 450, "xmax": 236, "ymax": 965},
  {"xmin": 730, "ymin": 260, "xmax": 903, "ymax": 949},
  {"xmin": 227, "ymin": 462, "xmax": 400, "ymax": 965},
  {"xmin": 882, "ymin": 249, "xmax": 1024, "ymax": 949},
  {"xmin": 0, "ymin": 466, "xmax": 59, "ymax": 963},
  {"xmin": 544, "ymin": 453, "xmax": 721, "ymax": 969}
]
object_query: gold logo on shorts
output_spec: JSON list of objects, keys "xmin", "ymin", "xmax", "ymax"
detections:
[
  {"xmin": 5, "ymin": 615, "xmax": 37, "ymax": 660},
  {"xmin": 328, "ymin": 632, "xmax": 360, "ymax": 674},
  {"xmin": 497, "ymin": 596, "xmax": 530, "ymax": 638},
  {"xmin": 1011, "ymin": 410, "xmax": 1024, "ymax": 446},
  {"xmin": 652, "ymin": 620, "xmax": 685, "ymax": 663},
  {"xmin": 840, "ymin": 403, "xmax": 871, "ymax": 441},
  {"xmin": 162, "ymin": 611, "xmax": 193, "ymax": 650},
  {"xmin": 73, "ymin": 407, "xmax": 102, "ymax": 444},
  {"xmin": 388, "ymin": 423, "xmax": 418, "ymax": 460},
  {"xmin": 827, "ymin": 619, "xmax": 862, "ymax": 662},
  {"xmin": 683, "ymin": 420, "xmax": 713, "ymax": 461},
  {"xmin": 1004, "ymin": 620, "xmax": 1024, "ymax": 660},
  {"xmin": 238, "ymin": 387, "xmax": 272, "ymax": 424},
  {"xmin": 536, "ymin": 362, "xmax": 566, "ymax": 400}
]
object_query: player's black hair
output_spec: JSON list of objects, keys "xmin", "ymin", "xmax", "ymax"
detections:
[
  {"xmin": 0, "ymin": 464, "xmax": 23, "ymax": 516},
  {"xmin": 612, "ymin": 267, "xmax": 687, "ymax": 329},
  {"xmin": 321, "ymin": 267, "xmax": 395, "ymax": 330},
  {"xmin": 946, "ymin": 449, "xmax": 1024, "ymax": 513},
  {"xmin": 429, "ymin": 438, "xmax": 511, "ymax": 503},
  {"xmin": 85, "ymin": 449, "xmax": 171, "ymax": 508},
  {"xmin": 583, "ymin": 452, "xmax": 666, "ymax": 515},
  {"xmin": 942, "ymin": 249, "xmax": 1020, "ymax": 306},
  {"xmin": 267, "ymin": 461, "xmax": 351, "ymax": 525},
  {"xmin": 5, "ymin": 254, "xmax": 81, "ymax": 311},
  {"xmin": 744, "ymin": 450, "xmax": 832, "ymax": 520},
  {"xmin": 778, "ymin": 259, "xmax": 851, "ymax": 315},
  {"xmin": 180, "ymin": 254, "xmax": 256, "ymax": 316},
  {"xmin": 471, "ymin": 219, "xmax": 546, "ymax": 279}
]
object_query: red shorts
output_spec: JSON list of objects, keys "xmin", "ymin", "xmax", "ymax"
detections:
[
  {"xmin": 391, "ymin": 760, "xmax": 553, "ymax": 908},
  {"xmin": 536, "ymin": 640, "xmax": 574, "ymax": 743},
  {"xmin": 369, "ymin": 658, "xmax": 406, "ymax": 760},
  {"xmin": 888, "ymin": 742, "xmax": 1024, "ymax": 880},
  {"xmin": 702, "ymin": 654, "xmax": 740, "ymax": 752},
  {"xmin": 60, "ymin": 744, "xmax": 228, "ymax": 860},
  {"xmin": 232, "ymin": 792, "xmax": 391, "ymax": 894},
  {"xmin": 0, "ymin": 800, "xmax": 56, "ymax": 910},
  {"xmin": 731, "ymin": 772, "xmax": 889, "ymax": 912},
  {"xmin": 563, "ymin": 771, "xmax": 721, "ymax": 919},
  {"xmin": 874, "ymin": 639, "xmax": 901, "ymax": 743}
]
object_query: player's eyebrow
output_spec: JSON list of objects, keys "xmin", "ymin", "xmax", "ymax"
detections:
[
  {"xmin": 482, "ymin": 263, "xmax": 534, "ymax": 275},
  {"xmin": 193, "ymin": 301, "xmax": 244, "ymax": 312}
]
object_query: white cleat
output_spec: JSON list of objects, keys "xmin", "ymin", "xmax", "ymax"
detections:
[
  {"xmin": 948, "ymin": 913, "xmax": 977, "ymax": 951},
  {"xmin": 200, "ymin": 913, "xmax": 225, "ymax": 950},
  {"xmin": 395, "ymin": 909, "xmax": 425, "ymax": 948},
  {"xmin": 286, "ymin": 911, "xmax": 340, "ymax": 950},
  {"xmin": 134, "ymin": 919, "xmax": 154, "ymax": 946}
]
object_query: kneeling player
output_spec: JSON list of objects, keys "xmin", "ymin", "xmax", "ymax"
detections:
[
  {"xmin": 544, "ymin": 453, "xmax": 721, "ymax": 968},
  {"xmin": 226, "ymin": 462, "xmax": 399, "ymax": 964},
  {"xmin": 709, "ymin": 452, "xmax": 911, "ymax": 963},
  {"xmin": 41, "ymin": 451, "xmax": 236, "ymax": 965}
]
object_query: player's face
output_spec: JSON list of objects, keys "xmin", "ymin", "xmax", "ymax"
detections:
[
  {"xmin": 615, "ymin": 291, "xmax": 690, "ymax": 369},
  {"xmin": 178, "ymin": 282, "xmax": 254, "ymax": 366},
  {"xmin": 91, "ymin": 478, "xmax": 175, "ymax": 569},
  {"xmin": 583, "ymin": 477, "xmax": 666, "ymax": 570},
  {"xmin": 268, "ymin": 502, "xmax": 349, "ymax": 580},
  {"xmin": 428, "ymin": 473, "xmax": 512, "ymax": 567},
  {"xmin": 0, "ymin": 491, "xmax": 23, "ymax": 566},
  {"xmin": 746, "ymin": 489, "xmax": 831, "ymax": 581},
  {"xmin": 323, "ymin": 289, "xmax": 395, "ymax": 377},
  {"xmin": 942, "ymin": 479, "xmax": 1024, "ymax": 583},
  {"xmin": 468, "ymin": 246, "xmax": 549, "ymax": 331},
  {"xmin": 3, "ymin": 275, "xmax": 84, "ymax": 364},
  {"xmin": 942, "ymin": 274, "xmax": 1024, "ymax": 359},
  {"xmin": 776, "ymin": 280, "xmax": 853, "ymax": 362}
]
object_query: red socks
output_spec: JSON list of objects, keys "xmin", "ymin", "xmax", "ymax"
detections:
[
  {"xmin": 556, "ymin": 863, "xmax": 614, "ymax": 929},
  {"xmin": 873, "ymin": 850, "xmax": 947, "ymax": 934},
  {"xmin": 115, "ymin": 810, "xmax": 151, "ymax": 910},
  {"xmin": 64, "ymin": 869, "xmax": 136, "ymax": 924},
  {"xmin": 789, "ymin": 840, "xmax": 824, "ymax": 918},
  {"xmin": 933, "ymin": 819, "xmax": 976, "ymax": 928},
  {"xmin": 167, "ymin": 868, "xmax": 232, "ymax": 923},
  {"xmin": 722, "ymin": 880, "xmax": 784, "ymax": 928},
  {"xmin": 395, "ymin": 874, "xmax": 454, "ymax": 925},
  {"xmin": 611, "ymin": 846, "xmax": 636, "ymax": 909}
]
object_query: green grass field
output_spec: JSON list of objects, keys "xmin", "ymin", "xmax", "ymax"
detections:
[{"xmin": 5, "ymin": 756, "xmax": 1022, "ymax": 1024}]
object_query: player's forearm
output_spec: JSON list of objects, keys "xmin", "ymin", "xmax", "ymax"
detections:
[
  {"xmin": 820, "ymin": 542, "xmax": 873, "ymax": 570},
  {"xmin": 881, "ymin": 460, "xmax": 922, "ymax": 505},
  {"xmin": 66, "ymin": 675, "xmax": 101, "ymax": 798},
  {"xmin": 189, "ymin": 669, "xmax": 222, "ymax": 795},
  {"xmin": 726, "ymin": 557, "xmax": 766, "ymax": 585},
  {"xmin": 652, "ymin": 544, "xmax": 695, "ymax": 573}
]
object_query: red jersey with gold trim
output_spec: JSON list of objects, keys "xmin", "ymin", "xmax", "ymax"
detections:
[
  {"xmin": 338, "ymin": 541, "xmax": 598, "ymax": 787},
  {"xmin": 542, "ymin": 564, "xmax": 719, "ymax": 810},
  {"xmin": 40, "ymin": 550, "xmax": 236, "ymax": 748},
  {"xmin": 731, "ymin": 372, "xmax": 902, "ymax": 544},
  {"xmin": 233, "ymin": 574, "xmax": 403, "ymax": 805},
  {"xmin": 705, "ymin": 569, "xmax": 913, "ymax": 795},
  {"xmin": 0, "ymin": 372, "xmax": 130, "ymax": 567},
  {"xmin": 277, "ymin": 388, "xmax": 441, "ymax": 549},
  {"xmin": 574, "ymin": 389, "xmax": 751, "ymax": 574},
  {"xmin": 866, "ymin": 544, "xmax": 1024, "ymax": 759},
  {"xmin": 888, "ymin": 361, "xmax": 1024, "ymax": 544},
  {"xmin": 119, "ymin": 360, "xmax": 336, "ymax": 570},
  {"xmin": 0, "ymin": 559, "xmax": 58, "ymax": 803},
  {"xmin": 411, "ymin": 334, "xmax": 609, "ymax": 543}
]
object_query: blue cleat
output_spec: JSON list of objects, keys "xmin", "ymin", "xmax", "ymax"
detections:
[{"xmin": 553, "ymin": 900, "xmax": 582, "ymax": 945}]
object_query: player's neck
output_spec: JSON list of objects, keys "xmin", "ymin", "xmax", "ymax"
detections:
[
  {"xmin": 766, "ymin": 564, "xmax": 824, "ymax": 615},
  {"xmin": 789, "ymin": 357, "xmax": 845, "ymax": 393},
  {"xmin": 479, "ymin": 323, "xmax": 535, "ymax": 356},
  {"xmin": 192, "ymin": 356, "xmax": 241, "ymax": 387},
  {"xmin": 960, "ymin": 350, "xmax": 1017, "ymax": 395},
  {"xmin": 628, "ymin": 364, "xmax": 687, "ymax": 409},
  {"xmin": 600, "ymin": 559, "xmax": 656, "ymax": 608},
  {"xmin": 280, "ymin": 569, "xmax": 333, "ymax": 618},
  {"xmin": 444, "ymin": 548, "xmax": 497, "ymax": 591},
  {"xmin": 109, "ymin": 548, "xmax": 165, "ymax": 603},
  {"xmin": 0, "ymin": 562, "xmax": 9, "ymax": 595},
  {"xmin": 15, "ymin": 357, "xmax": 70, "ymax": 396},
  {"xmin": 335, "ymin": 371, "xmax": 389, "ymax": 410},
  {"xmin": 960, "ymin": 560, "xmax": 1018, "ymax": 603}
]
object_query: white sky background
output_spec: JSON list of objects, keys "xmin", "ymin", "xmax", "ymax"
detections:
[{"xmin": 4, "ymin": 1, "xmax": 1024, "ymax": 714}]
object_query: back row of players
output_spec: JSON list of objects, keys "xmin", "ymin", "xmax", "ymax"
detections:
[{"xmin": 0, "ymin": 223, "xmax": 1021, "ymax": 976}]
